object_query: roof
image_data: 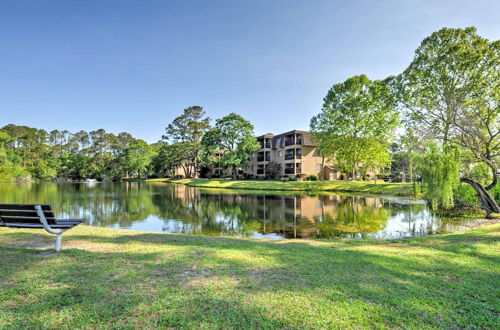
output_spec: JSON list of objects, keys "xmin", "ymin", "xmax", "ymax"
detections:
[{"xmin": 269, "ymin": 130, "xmax": 318, "ymax": 148}]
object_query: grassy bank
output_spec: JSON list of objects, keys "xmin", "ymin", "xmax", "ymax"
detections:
[
  {"xmin": 168, "ymin": 178, "xmax": 414, "ymax": 197},
  {"xmin": 1, "ymin": 224, "xmax": 499, "ymax": 328}
]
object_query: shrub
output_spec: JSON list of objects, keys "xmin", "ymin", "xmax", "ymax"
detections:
[
  {"xmin": 288, "ymin": 175, "xmax": 296, "ymax": 181},
  {"xmin": 308, "ymin": 174, "xmax": 319, "ymax": 181},
  {"xmin": 257, "ymin": 176, "xmax": 266, "ymax": 180}
]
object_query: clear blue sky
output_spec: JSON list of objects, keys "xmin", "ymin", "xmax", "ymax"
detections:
[{"xmin": 1, "ymin": 0, "xmax": 499, "ymax": 143}]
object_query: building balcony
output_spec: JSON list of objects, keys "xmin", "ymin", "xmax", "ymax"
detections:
[
  {"xmin": 257, "ymin": 156, "xmax": 271, "ymax": 162},
  {"xmin": 284, "ymin": 140, "xmax": 295, "ymax": 146},
  {"xmin": 284, "ymin": 168, "xmax": 295, "ymax": 175},
  {"xmin": 256, "ymin": 169, "xmax": 265, "ymax": 175},
  {"xmin": 259, "ymin": 143, "xmax": 271, "ymax": 149},
  {"xmin": 285, "ymin": 154, "xmax": 295, "ymax": 160}
]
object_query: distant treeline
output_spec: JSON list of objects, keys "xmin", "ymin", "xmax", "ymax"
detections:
[{"xmin": 0, "ymin": 124, "xmax": 161, "ymax": 180}]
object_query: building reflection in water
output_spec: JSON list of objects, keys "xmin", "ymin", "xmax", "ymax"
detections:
[{"xmin": 0, "ymin": 182, "xmax": 476, "ymax": 239}]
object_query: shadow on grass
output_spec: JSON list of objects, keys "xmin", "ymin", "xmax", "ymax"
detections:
[{"xmin": 0, "ymin": 226, "xmax": 499, "ymax": 328}]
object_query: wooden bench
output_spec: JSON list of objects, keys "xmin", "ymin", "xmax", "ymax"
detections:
[{"xmin": 0, "ymin": 204, "xmax": 84, "ymax": 251}]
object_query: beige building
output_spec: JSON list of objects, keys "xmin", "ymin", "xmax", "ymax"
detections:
[{"xmin": 246, "ymin": 130, "xmax": 340, "ymax": 180}]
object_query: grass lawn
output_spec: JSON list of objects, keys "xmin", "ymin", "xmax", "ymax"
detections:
[
  {"xmin": 0, "ymin": 224, "xmax": 499, "ymax": 328},
  {"xmin": 166, "ymin": 178, "xmax": 414, "ymax": 197}
]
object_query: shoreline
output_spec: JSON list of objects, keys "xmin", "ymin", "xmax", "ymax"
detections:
[{"xmin": 149, "ymin": 178, "xmax": 415, "ymax": 197}]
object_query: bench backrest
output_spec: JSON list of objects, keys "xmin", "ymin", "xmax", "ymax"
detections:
[{"xmin": 0, "ymin": 204, "xmax": 58, "ymax": 225}]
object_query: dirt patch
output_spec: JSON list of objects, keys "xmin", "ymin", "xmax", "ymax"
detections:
[
  {"xmin": 442, "ymin": 275, "xmax": 460, "ymax": 283},
  {"xmin": 461, "ymin": 218, "xmax": 500, "ymax": 230},
  {"xmin": 4, "ymin": 240, "xmax": 54, "ymax": 249}
]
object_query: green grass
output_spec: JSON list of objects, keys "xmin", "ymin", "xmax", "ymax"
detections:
[
  {"xmin": 1, "ymin": 224, "xmax": 499, "ymax": 328},
  {"xmin": 173, "ymin": 178, "xmax": 414, "ymax": 197}
]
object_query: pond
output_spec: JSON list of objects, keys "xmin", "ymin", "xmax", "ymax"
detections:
[{"xmin": 0, "ymin": 182, "xmax": 479, "ymax": 240}]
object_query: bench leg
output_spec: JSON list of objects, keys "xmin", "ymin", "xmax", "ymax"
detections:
[{"xmin": 55, "ymin": 233, "xmax": 63, "ymax": 252}]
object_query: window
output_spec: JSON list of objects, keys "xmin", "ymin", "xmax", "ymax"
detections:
[
  {"xmin": 252, "ymin": 166, "xmax": 255, "ymax": 171},
  {"xmin": 251, "ymin": 153, "xmax": 255, "ymax": 159},
  {"xmin": 278, "ymin": 151, "xmax": 283, "ymax": 157},
  {"xmin": 316, "ymin": 164, "xmax": 323, "ymax": 170},
  {"xmin": 277, "ymin": 137, "xmax": 281, "ymax": 145},
  {"xmin": 315, "ymin": 149, "xmax": 323, "ymax": 157}
]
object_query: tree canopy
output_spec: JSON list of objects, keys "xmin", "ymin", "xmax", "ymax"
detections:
[
  {"xmin": 398, "ymin": 27, "xmax": 500, "ymax": 215},
  {"xmin": 201, "ymin": 113, "xmax": 260, "ymax": 179},
  {"xmin": 310, "ymin": 75, "xmax": 399, "ymax": 179}
]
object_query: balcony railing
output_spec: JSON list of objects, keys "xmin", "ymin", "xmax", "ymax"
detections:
[
  {"xmin": 257, "ymin": 156, "xmax": 265, "ymax": 162},
  {"xmin": 296, "ymin": 138, "xmax": 303, "ymax": 145},
  {"xmin": 296, "ymin": 154, "xmax": 302, "ymax": 159},
  {"xmin": 284, "ymin": 140, "xmax": 295, "ymax": 146},
  {"xmin": 285, "ymin": 154, "xmax": 295, "ymax": 160},
  {"xmin": 284, "ymin": 168, "xmax": 295, "ymax": 174},
  {"xmin": 259, "ymin": 142, "xmax": 271, "ymax": 149},
  {"xmin": 257, "ymin": 169, "xmax": 265, "ymax": 175}
]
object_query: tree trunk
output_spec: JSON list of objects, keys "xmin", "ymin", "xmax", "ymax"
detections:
[
  {"xmin": 232, "ymin": 166, "xmax": 237, "ymax": 180},
  {"xmin": 484, "ymin": 160, "xmax": 498, "ymax": 191},
  {"xmin": 461, "ymin": 178, "xmax": 500, "ymax": 218},
  {"xmin": 194, "ymin": 157, "xmax": 199, "ymax": 179}
]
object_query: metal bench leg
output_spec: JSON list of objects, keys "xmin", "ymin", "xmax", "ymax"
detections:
[
  {"xmin": 35, "ymin": 205, "xmax": 67, "ymax": 252},
  {"xmin": 55, "ymin": 233, "xmax": 63, "ymax": 252}
]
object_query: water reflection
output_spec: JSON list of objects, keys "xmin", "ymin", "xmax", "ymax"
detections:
[{"xmin": 0, "ymin": 182, "xmax": 476, "ymax": 239}]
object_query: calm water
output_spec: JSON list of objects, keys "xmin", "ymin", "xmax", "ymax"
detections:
[{"xmin": 0, "ymin": 182, "xmax": 477, "ymax": 240}]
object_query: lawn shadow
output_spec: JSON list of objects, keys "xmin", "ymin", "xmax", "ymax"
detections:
[{"xmin": 1, "ymin": 226, "xmax": 499, "ymax": 328}]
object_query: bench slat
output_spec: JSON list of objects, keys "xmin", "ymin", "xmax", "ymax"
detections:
[
  {"xmin": 0, "ymin": 204, "xmax": 52, "ymax": 211},
  {"xmin": 0, "ymin": 209, "xmax": 56, "ymax": 218},
  {"xmin": 58, "ymin": 219, "xmax": 84, "ymax": 224},
  {"xmin": 0, "ymin": 215, "xmax": 57, "ymax": 225},
  {"xmin": 1, "ymin": 223, "xmax": 75, "ymax": 229}
]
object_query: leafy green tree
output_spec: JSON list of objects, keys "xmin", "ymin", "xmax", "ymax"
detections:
[
  {"xmin": 417, "ymin": 144, "xmax": 461, "ymax": 209},
  {"xmin": 310, "ymin": 75, "xmax": 399, "ymax": 179},
  {"xmin": 120, "ymin": 139, "xmax": 154, "ymax": 178},
  {"xmin": 163, "ymin": 106, "xmax": 211, "ymax": 178},
  {"xmin": 398, "ymin": 27, "xmax": 500, "ymax": 216},
  {"xmin": 201, "ymin": 113, "xmax": 260, "ymax": 179}
]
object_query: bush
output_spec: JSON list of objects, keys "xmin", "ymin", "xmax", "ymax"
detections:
[
  {"xmin": 288, "ymin": 175, "xmax": 296, "ymax": 181},
  {"xmin": 308, "ymin": 174, "xmax": 319, "ymax": 181},
  {"xmin": 257, "ymin": 176, "xmax": 266, "ymax": 180}
]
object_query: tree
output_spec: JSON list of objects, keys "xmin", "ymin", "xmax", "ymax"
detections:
[
  {"xmin": 310, "ymin": 75, "xmax": 399, "ymax": 179},
  {"xmin": 399, "ymin": 27, "xmax": 500, "ymax": 216},
  {"xmin": 163, "ymin": 106, "xmax": 211, "ymax": 178},
  {"xmin": 201, "ymin": 113, "xmax": 260, "ymax": 179},
  {"xmin": 120, "ymin": 139, "xmax": 154, "ymax": 178},
  {"xmin": 265, "ymin": 161, "xmax": 282, "ymax": 178}
]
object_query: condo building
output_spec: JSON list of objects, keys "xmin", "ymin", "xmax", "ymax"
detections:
[{"xmin": 246, "ymin": 130, "xmax": 340, "ymax": 180}]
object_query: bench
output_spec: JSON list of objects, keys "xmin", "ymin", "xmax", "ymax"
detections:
[{"xmin": 0, "ymin": 204, "xmax": 84, "ymax": 251}]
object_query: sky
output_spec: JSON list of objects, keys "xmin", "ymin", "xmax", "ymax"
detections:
[{"xmin": 1, "ymin": 0, "xmax": 499, "ymax": 143}]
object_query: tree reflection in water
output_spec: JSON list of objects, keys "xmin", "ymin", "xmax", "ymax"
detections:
[{"xmin": 0, "ymin": 182, "xmax": 476, "ymax": 239}]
